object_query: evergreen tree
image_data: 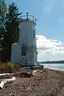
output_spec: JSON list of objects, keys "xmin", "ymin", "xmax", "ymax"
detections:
[
  {"xmin": 0, "ymin": 0, "xmax": 7, "ymax": 38},
  {"xmin": 0, "ymin": 0, "xmax": 7, "ymax": 51},
  {"xmin": 3, "ymin": 2, "xmax": 21, "ymax": 60},
  {"xmin": 0, "ymin": 0, "xmax": 7, "ymax": 20},
  {"xmin": 0, "ymin": 0, "xmax": 7, "ymax": 29}
]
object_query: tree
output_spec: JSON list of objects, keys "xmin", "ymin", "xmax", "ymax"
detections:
[
  {"xmin": 3, "ymin": 2, "xmax": 21, "ymax": 60},
  {"xmin": 0, "ymin": 0, "xmax": 7, "ymax": 20},
  {"xmin": 0, "ymin": 0, "xmax": 7, "ymax": 28},
  {"xmin": 0, "ymin": 0, "xmax": 7, "ymax": 40},
  {"xmin": 0, "ymin": 0, "xmax": 7, "ymax": 61}
]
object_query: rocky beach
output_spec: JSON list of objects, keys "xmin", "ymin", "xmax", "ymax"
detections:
[{"xmin": 0, "ymin": 68, "xmax": 64, "ymax": 96}]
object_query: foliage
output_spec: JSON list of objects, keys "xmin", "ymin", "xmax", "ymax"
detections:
[
  {"xmin": 0, "ymin": 0, "xmax": 7, "ymax": 20},
  {"xmin": 40, "ymin": 65, "xmax": 44, "ymax": 69},
  {"xmin": 0, "ymin": 62, "xmax": 22, "ymax": 73},
  {"xmin": 0, "ymin": 0, "xmax": 7, "ymax": 41},
  {"xmin": 2, "ymin": 2, "xmax": 21, "ymax": 61},
  {"xmin": 4, "ymin": 2, "xmax": 20, "ymax": 43}
]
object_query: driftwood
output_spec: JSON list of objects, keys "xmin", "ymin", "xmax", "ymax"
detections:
[
  {"xmin": 0, "ymin": 70, "xmax": 38, "ymax": 89},
  {"xmin": 0, "ymin": 73, "xmax": 13, "ymax": 79},
  {"xmin": 13, "ymin": 72, "xmax": 33, "ymax": 77},
  {"xmin": 0, "ymin": 72, "xmax": 33, "ymax": 89},
  {"xmin": 32, "ymin": 70, "xmax": 38, "ymax": 75},
  {"xmin": 0, "ymin": 71, "xmax": 33, "ymax": 79},
  {"xmin": 0, "ymin": 77, "xmax": 16, "ymax": 89}
]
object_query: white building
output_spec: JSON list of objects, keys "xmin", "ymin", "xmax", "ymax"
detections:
[{"xmin": 11, "ymin": 13, "xmax": 37, "ymax": 67}]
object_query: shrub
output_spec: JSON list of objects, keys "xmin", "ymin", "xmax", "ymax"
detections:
[
  {"xmin": 0, "ymin": 62, "xmax": 22, "ymax": 73},
  {"xmin": 14, "ymin": 64, "xmax": 22, "ymax": 71},
  {"xmin": 40, "ymin": 65, "xmax": 44, "ymax": 70}
]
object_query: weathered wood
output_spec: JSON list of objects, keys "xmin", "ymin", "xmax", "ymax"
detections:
[
  {"xmin": 0, "ymin": 71, "xmax": 33, "ymax": 79},
  {"xmin": 0, "ymin": 77, "xmax": 16, "ymax": 89},
  {"xmin": 0, "ymin": 73, "xmax": 12, "ymax": 79},
  {"xmin": 32, "ymin": 70, "xmax": 38, "ymax": 75}
]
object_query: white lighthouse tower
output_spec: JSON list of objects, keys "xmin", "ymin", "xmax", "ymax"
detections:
[{"xmin": 11, "ymin": 12, "xmax": 37, "ymax": 67}]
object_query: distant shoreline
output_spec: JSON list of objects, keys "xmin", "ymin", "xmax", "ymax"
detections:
[{"xmin": 39, "ymin": 60, "xmax": 64, "ymax": 64}]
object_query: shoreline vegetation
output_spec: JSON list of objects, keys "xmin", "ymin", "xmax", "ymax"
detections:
[
  {"xmin": 0, "ymin": 62, "xmax": 22, "ymax": 73},
  {"xmin": 0, "ymin": 62, "xmax": 44, "ymax": 73}
]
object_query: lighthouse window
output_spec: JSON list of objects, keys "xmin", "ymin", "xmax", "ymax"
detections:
[
  {"xmin": 33, "ymin": 30, "xmax": 35, "ymax": 38},
  {"xmin": 21, "ymin": 46, "xmax": 26, "ymax": 56}
]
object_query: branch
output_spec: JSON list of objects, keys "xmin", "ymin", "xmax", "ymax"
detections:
[{"xmin": 0, "ymin": 77, "xmax": 16, "ymax": 89}]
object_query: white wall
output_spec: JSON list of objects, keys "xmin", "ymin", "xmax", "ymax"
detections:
[
  {"xmin": 11, "ymin": 43, "xmax": 21, "ymax": 64},
  {"xmin": 19, "ymin": 21, "xmax": 36, "ymax": 46}
]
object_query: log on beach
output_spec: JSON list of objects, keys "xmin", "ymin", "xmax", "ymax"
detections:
[
  {"xmin": 0, "ymin": 71, "xmax": 33, "ymax": 79},
  {"xmin": 0, "ymin": 77, "xmax": 16, "ymax": 89},
  {"xmin": 0, "ymin": 73, "xmax": 13, "ymax": 79}
]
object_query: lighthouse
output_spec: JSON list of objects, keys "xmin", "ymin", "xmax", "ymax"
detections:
[{"xmin": 11, "ymin": 12, "xmax": 37, "ymax": 67}]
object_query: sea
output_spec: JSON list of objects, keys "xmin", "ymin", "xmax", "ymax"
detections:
[{"xmin": 40, "ymin": 63, "xmax": 64, "ymax": 71}]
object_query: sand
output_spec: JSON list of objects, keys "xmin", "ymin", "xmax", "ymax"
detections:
[{"xmin": 0, "ymin": 68, "xmax": 64, "ymax": 96}]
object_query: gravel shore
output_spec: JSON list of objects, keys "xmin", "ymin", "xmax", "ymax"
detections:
[{"xmin": 0, "ymin": 68, "xmax": 64, "ymax": 96}]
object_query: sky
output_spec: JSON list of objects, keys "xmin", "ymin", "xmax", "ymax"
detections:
[{"xmin": 6, "ymin": 0, "xmax": 64, "ymax": 62}]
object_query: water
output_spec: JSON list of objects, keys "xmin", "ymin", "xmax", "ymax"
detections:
[{"xmin": 40, "ymin": 63, "xmax": 64, "ymax": 71}]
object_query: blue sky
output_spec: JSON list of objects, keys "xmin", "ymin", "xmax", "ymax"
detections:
[{"xmin": 6, "ymin": 0, "xmax": 64, "ymax": 62}]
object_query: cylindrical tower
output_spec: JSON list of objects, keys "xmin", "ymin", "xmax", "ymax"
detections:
[{"xmin": 19, "ymin": 12, "xmax": 37, "ymax": 66}]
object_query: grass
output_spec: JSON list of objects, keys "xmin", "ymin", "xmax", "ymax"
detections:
[{"xmin": 0, "ymin": 62, "xmax": 22, "ymax": 73}]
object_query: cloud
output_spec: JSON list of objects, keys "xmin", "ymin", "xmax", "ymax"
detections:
[{"xmin": 36, "ymin": 35, "xmax": 64, "ymax": 56}]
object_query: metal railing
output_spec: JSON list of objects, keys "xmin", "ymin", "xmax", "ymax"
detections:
[{"xmin": 20, "ymin": 13, "xmax": 37, "ymax": 23}]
